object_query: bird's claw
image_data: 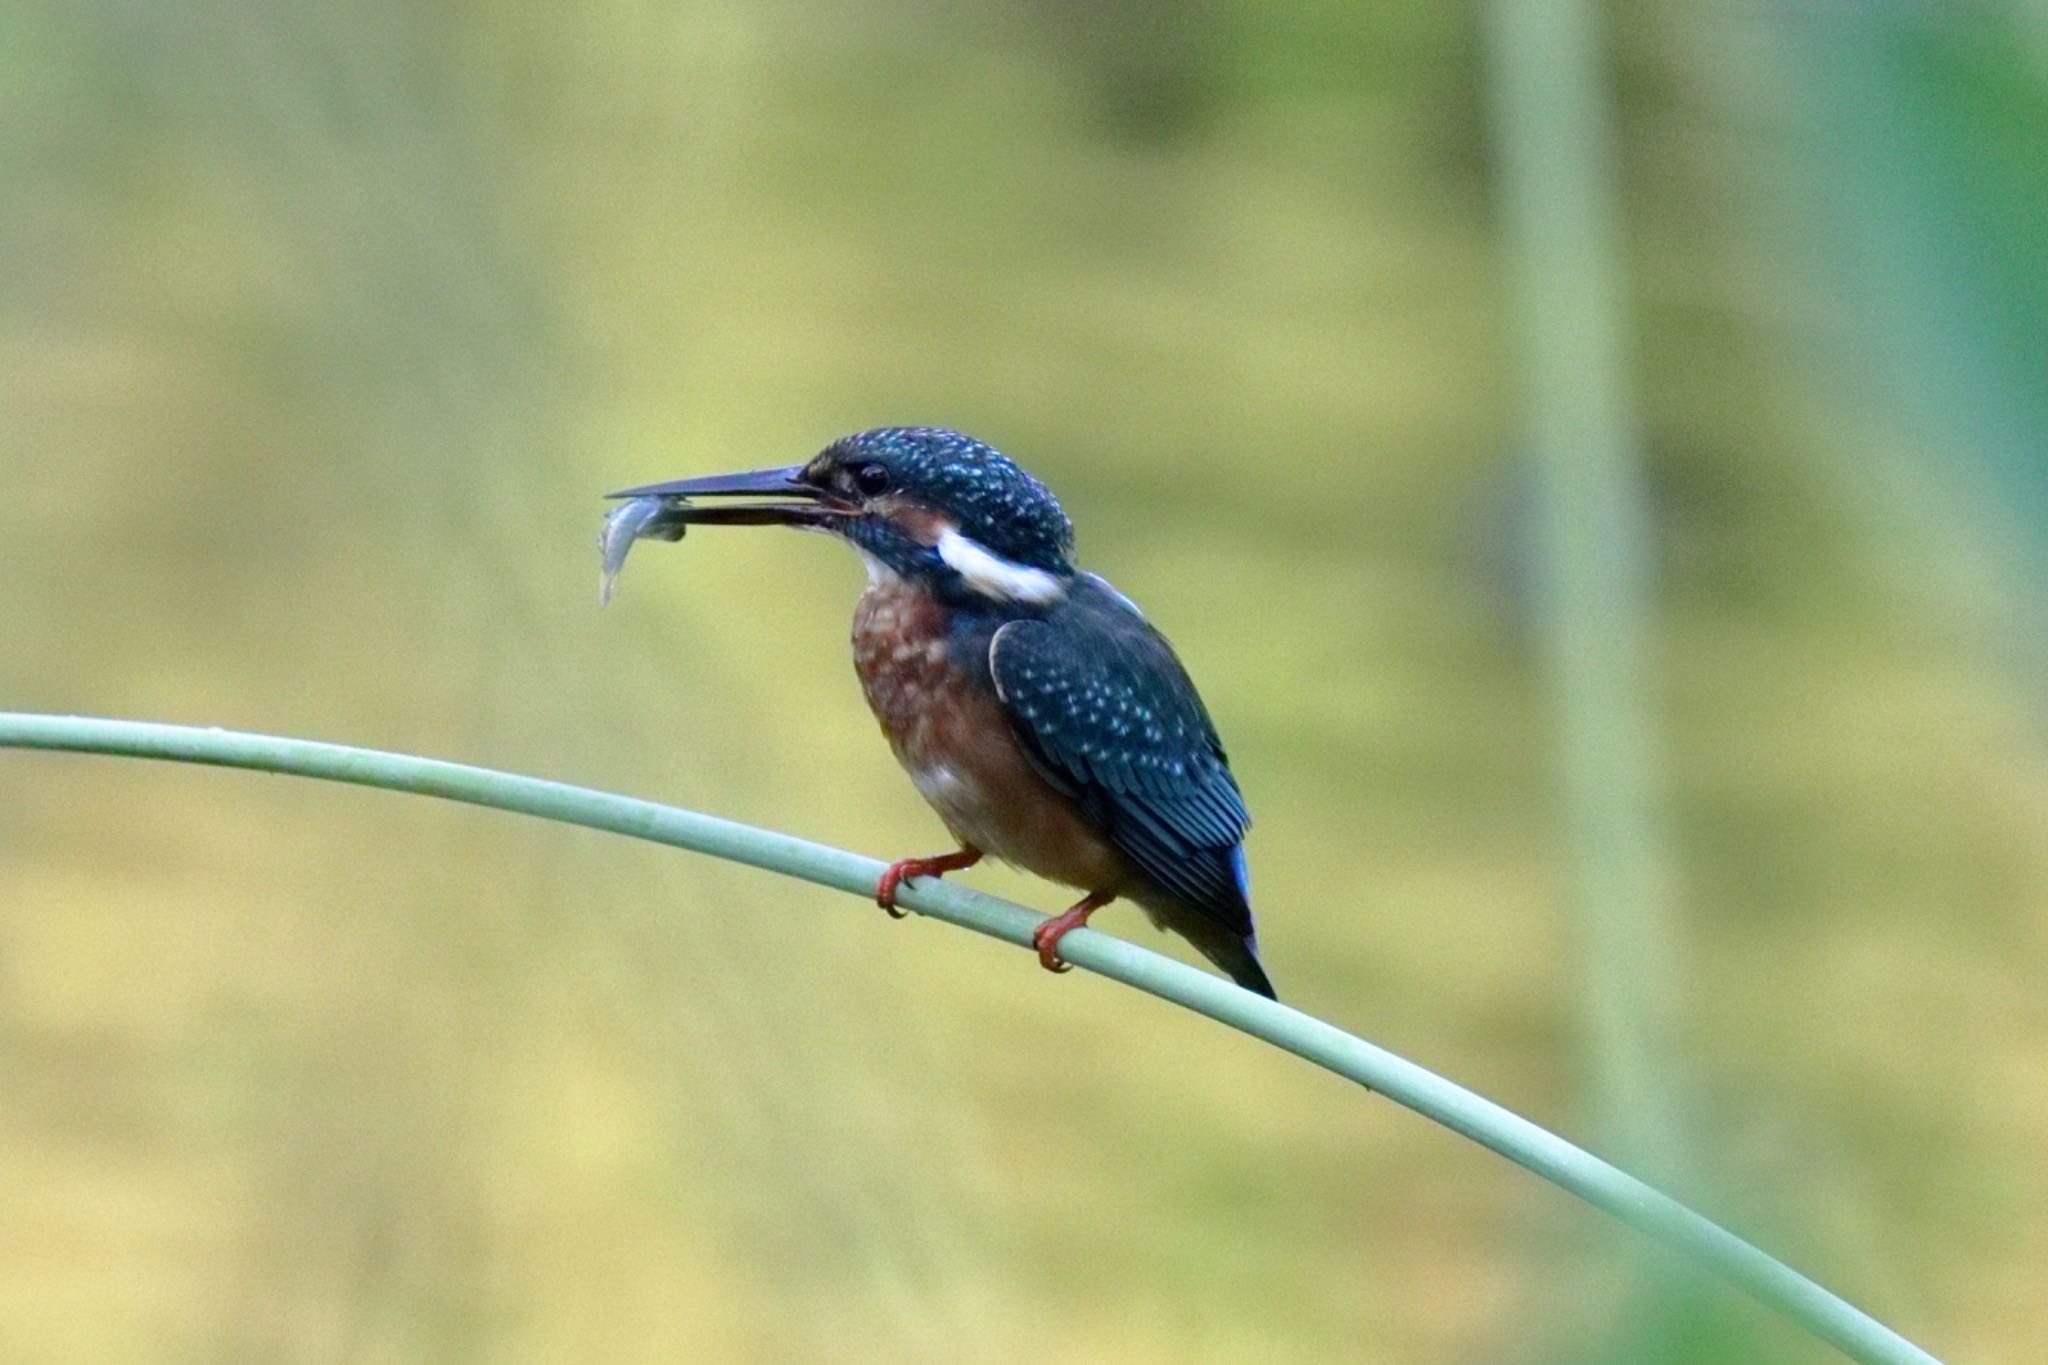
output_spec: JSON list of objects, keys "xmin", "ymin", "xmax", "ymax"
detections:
[
  {"xmin": 1032, "ymin": 894, "xmax": 1109, "ymax": 975},
  {"xmin": 874, "ymin": 863, "xmax": 914, "ymax": 916},
  {"xmin": 874, "ymin": 848, "xmax": 982, "ymax": 919}
]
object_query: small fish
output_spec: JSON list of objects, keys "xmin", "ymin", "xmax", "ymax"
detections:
[{"xmin": 599, "ymin": 495, "xmax": 691, "ymax": 605}]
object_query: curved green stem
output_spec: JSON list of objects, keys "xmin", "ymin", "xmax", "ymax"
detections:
[{"xmin": 0, "ymin": 712, "xmax": 1941, "ymax": 1365}]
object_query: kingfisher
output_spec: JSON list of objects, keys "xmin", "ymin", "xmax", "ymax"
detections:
[{"xmin": 611, "ymin": 427, "xmax": 1273, "ymax": 998}]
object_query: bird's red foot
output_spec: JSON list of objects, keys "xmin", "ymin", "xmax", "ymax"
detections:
[
  {"xmin": 874, "ymin": 847, "xmax": 982, "ymax": 918},
  {"xmin": 1031, "ymin": 891, "xmax": 1115, "ymax": 974}
]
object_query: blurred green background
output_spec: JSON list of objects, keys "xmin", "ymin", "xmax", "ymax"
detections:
[{"xmin": 3, "ymin": 3, "xmax": 2044, "ymax": 1362}]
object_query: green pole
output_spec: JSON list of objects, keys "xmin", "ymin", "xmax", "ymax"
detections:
[
  {"xmin": 0, "ymin": 713, "xmax": 1940, "ymax": 1365},
  {"xmin": 1480, "ymin": 0, "xmax": 1686, "ymax": 1169}
]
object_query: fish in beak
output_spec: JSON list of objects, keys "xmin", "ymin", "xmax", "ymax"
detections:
[{"xmin": 598, "ymin": 464, "xmax": 853, "ymax": 604}]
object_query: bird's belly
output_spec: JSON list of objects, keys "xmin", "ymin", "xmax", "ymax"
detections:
[
  {"xmin": 903, "ymin": 758, "xmax": 1014, "ymax": 857},
  {"xmin": 852, "ymin": 582, "xmax": 1129, "ymax": 894}
]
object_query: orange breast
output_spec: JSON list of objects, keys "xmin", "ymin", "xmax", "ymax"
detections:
[{"xmin": 851, "ymin": 576, "xmax": 1132, "ymax": 895}]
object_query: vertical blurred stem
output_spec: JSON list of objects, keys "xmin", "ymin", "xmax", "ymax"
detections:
[{"xmin": 1479, "ymin": 0, "xmax": 1684, "ymax": 1173}]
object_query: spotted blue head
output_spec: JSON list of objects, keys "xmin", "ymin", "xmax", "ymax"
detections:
[{"xmin": 611, "ymin": 427, "xmax": 1078, "ymax": 606}]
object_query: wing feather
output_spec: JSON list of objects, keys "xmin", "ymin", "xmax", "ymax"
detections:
[{"xmin": 988, "ymin": 578, "xmax": 1252, "ymax": 934}]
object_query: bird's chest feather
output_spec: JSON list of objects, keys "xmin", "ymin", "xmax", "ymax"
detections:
[
  {"xmin": 850, "ymin": 575, "xmax": 1128, "ymax": 891},
  {"xmin": 851, "ymin": 577, "xmax": 1015, "ymax": 831},
  {"xmin": 850, "ymin": 576, "xmax": 976, "ymax": 765}
]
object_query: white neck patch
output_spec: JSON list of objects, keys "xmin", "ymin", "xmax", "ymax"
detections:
[
  {"xmin": 856, "ymin": 549, "xmax": 902, "ymax": 587},
  {"xmin": 936, "ymin": 527, "xmax": 1067, "ymax": 604}
]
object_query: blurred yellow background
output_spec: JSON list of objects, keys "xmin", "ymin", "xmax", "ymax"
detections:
[{"xmin": 3, "ymin": 3, "xmax": 2044, "ymax": 1362}]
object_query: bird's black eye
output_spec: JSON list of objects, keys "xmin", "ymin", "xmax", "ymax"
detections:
[{"xmin": 853, "ymin": 462, "xmax": 893, "ymax": 497}]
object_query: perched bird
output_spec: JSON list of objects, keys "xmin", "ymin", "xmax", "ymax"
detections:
[{"xmin": 611, "ymin": 427, "xmax": 1273, "ymax": 997}]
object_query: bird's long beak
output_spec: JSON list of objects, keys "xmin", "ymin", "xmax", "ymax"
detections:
[{"xmin": 606, "ymin": 464, "xmax": 851, "ymax": 528}]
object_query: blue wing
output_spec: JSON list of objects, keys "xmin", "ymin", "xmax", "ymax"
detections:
[{"xmin": 987, "ymin": 575, "xmax": 1253, "ymax": 936}]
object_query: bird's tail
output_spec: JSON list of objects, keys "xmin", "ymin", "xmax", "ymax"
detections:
[{"xmin": 1203, "ymin": 933, "xmax": 1277, "ymax": 1000}]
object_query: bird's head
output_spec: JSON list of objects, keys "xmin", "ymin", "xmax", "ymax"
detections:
[{"xmin": 612, "ymin": 426, "xmax": 1076, "ymax": 606}]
